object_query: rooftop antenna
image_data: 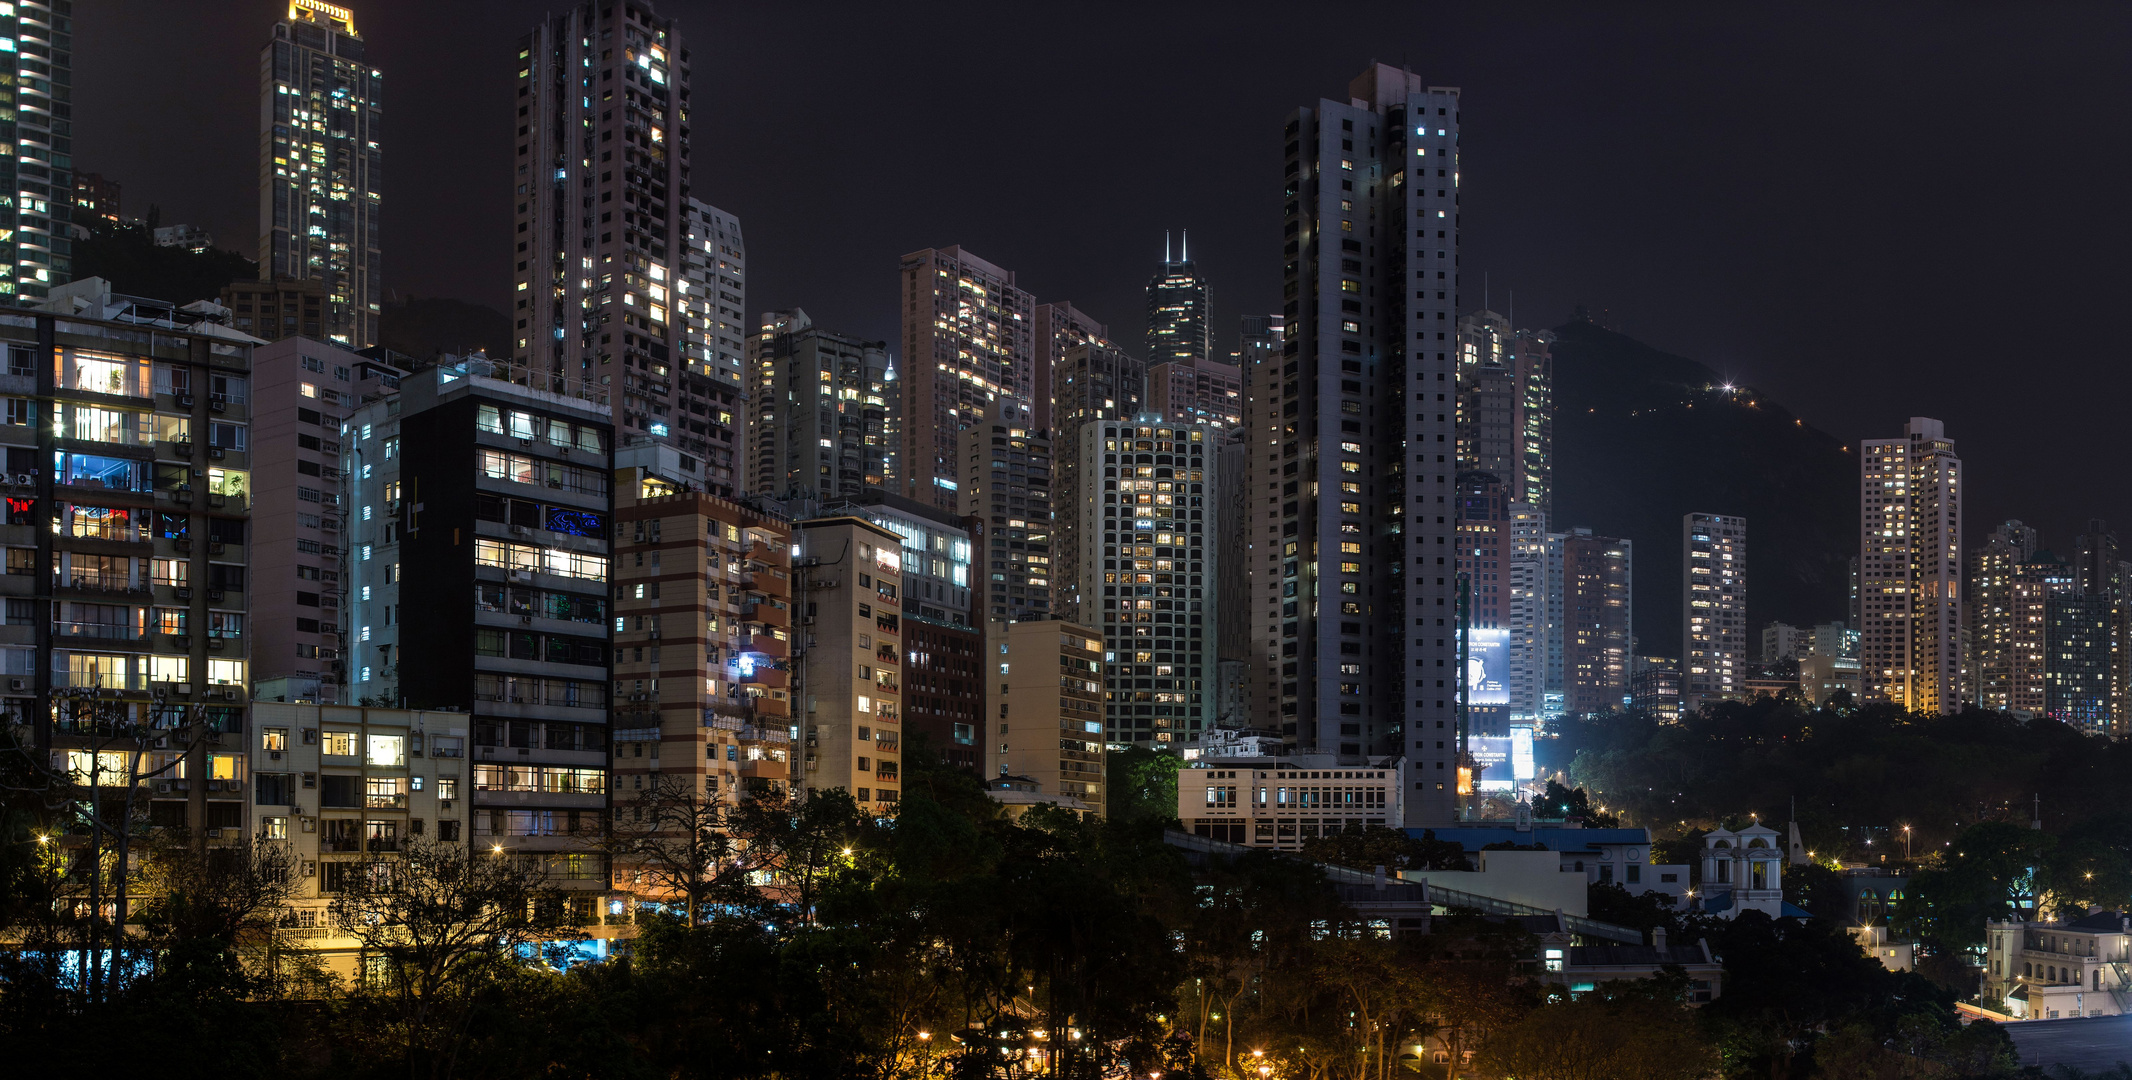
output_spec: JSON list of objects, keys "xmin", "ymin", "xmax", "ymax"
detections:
[
  {"xmin": 1181, "ymin": 229, "xmax": 1189, "ymax": 262},
  {"xmin": 1164, "ymin": 231, "xmax": 1171, "ymax": 263}
]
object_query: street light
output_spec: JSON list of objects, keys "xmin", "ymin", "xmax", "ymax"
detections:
[{"xmin": 1902, "ymin": 825, "xmax": 1911, "ymax": 860}]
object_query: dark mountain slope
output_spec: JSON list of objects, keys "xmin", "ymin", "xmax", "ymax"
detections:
[{"xmin": 1548, "ymin": 318, "xmax": 1855, "ymax": 657}]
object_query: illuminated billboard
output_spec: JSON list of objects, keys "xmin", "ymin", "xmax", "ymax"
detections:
[
  {"xmin": 1510, "ymin": 725, "xmax": 1536, "ymax": 782},
  {"xmin": 1466, "ymin": 628, "xmax": 1509, "ymax": 706},
  {"xmin": 1468, "ymin": 736, "xmax": 1515, "ymax": 792}
]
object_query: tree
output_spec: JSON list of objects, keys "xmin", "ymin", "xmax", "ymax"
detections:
[
  {"xmin": 1301, "ymin": 825, "xmax": 1473, "ymax": 874},
  {"xmin": 1477, "ymin": 991, "xmax": 1715, "ymax": 1080},
  {"xmin": 1895, "ymin": 821, "xmax": 2049, "ymax": 954},
  {"xmin": 603, "ymin": 772, "xmax": 747, "ymax": 925},
  {"xmin": 1106, "ymin": 744, "xmax": 1182, "ymax": 826},
  {"xmin": 1538, "ymin": 779, "xmax": 1620, "ymax": 827},
  {"xmin": 327, "ymin": 837, "xmax": 584, "ymax": 1077}
]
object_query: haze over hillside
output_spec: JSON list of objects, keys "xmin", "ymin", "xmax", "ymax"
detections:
[{"xmin": 1549, "ymin": 318, "xmax": 1856, "ymax": 658}]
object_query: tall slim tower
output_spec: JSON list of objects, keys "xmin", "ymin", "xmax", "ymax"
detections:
[
  {"xmin": 1681, "ymin": 513, "xmax": 1746, "ymax": 712},
  {"xmin": 1455, "ymin": 310, "xmax": 1553, "ymax": 521},
  {"xmin": 260, "ymin": 1, "xmax": 380, "ymax": 346},
  {"xmin": 1257, "ymin": 65, "xmax": 1460, "ymax": 823},
  {"xmin": 516, "ymin": 2, "xmax": 744, "ymax": 490},
  {"xmin": 899, "ymin": 247, "xmax": 1036, "ymax": 511},
  {"xmin": 1860, "ymin": 417, "xmax": 1963, "ymax": 713},
  {"xmin": 1562, "ymin": 529, "xmax": 1633, "ymax": 717},
  {"xmin": 1146, "ymin": 233, "xmax": 1210, "ymax": 366}
]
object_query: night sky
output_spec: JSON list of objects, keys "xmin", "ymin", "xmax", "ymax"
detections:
[{"xmin": 74, "ymin": 2, "xmax": 2132, "ymax": 553}]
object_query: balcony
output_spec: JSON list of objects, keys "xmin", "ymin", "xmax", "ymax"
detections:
[
  {"xmin": 737, "ymin": 664, "xmax": 787, "ymax": 690},
  {"xmin": 741, "ymin": 633, "xmax": 787, "ymax": 659},
  {"xmin": 365, "ymin": 794, "xmax": 408, "ymax": 810},
  {"xmin": 748, "ymin": 692, "xmax": 791, "ymax": 718},
  {"xmin": 737, "ymin": 757, "xmax": 789, "ymax": 781}
]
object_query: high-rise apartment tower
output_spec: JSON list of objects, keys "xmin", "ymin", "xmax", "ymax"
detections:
[
  {"xmin": 1681, "ymin": 513, "xmax": 1746, "ymax": 712},
  {"xmin": 900, "ymin": 247, "xmax": 1035, "ymax": 511},
  {"xmin": 1256, "ymin": 66, "xmax": 1461, "ymax": 823},
  {"xmin": 1860, "ymin": 417, "xmax": 1963, "ymax": 713},
  {"xmin": 514, "ymin": 2, "xmax": 745, "ymax": 490},
  {"xmin": 260, "ymin": 0, "xmax": 380, "ymax": 346}
]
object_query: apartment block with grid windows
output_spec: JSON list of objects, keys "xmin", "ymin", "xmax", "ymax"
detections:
[
  {"xmin": 610, "ymin": 443, "xmax": 795, "ymax": 814},
  {"xmin": 16, "ymin": 281, "xmax": 258, "ymax": 844},
  {"xmin": 342, "ymin": 357, "xmax": 614, "ymax": 894}
]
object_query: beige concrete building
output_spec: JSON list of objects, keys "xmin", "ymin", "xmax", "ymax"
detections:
[
  {"xmin": 995, "ymin": 618, "xmax": 1106, "ymax": 813},
  {"xmin": 794, "ymin": 516, "xmax": 906, "ymax": 813},
  {"xmin": 246, "ymin": 702, "xmax": 485, "ymax": 968},
  {"xmin": 611, "ymin": 444, "xmax": 795, "ymax": 810},
  {"xmin": 1984, "ymin": 911, "xmax": 2132, "ymax": 1020},
  {"xmin": 1176, "ymin": 752, "xmax": 1401, "ymax": 847}
]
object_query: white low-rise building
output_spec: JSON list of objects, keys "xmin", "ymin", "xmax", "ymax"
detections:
[
  {"xmin": 1983, "ymin": 911, "xmax": 2132, "ymax": 1020},
  {"xmin": 1177, "ymin": 753, "xmax": 1403, "ymax": 848}
]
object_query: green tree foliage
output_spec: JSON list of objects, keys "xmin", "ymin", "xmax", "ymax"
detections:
[
  {"xmin": 1478, "ymin": 987, "xmax": 1717, "ymax": 1080},
  {"xmin": 1300, "ymin": 824, "xmax": 1473, "ymax": 874},
  {"xmin": 1104, "ymin": 743, "xmax": 1182, "ymax": 825},
  {"xmin": 1537, "ymin": 779, "xmax": 1620, "ymax": 827},
  {"xmin": 1567, "ymin": 698, "xmax": 2132, "ymax": 868}
]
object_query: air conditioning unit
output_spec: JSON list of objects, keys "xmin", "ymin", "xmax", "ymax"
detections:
[
  {"xmin": 510, "ymin": 525, "xmax": 531, "ymax": 537},
  {"xmin": 154, "ymin": 780, "xmax": 173, "ymax": 794},
  {"xmin": 151, "ymin": 735, "xmax": 170, "ymax": 749},
  {"xmin": 302, "ymin": 860, "xmax": 316, "ymax": 877},
  {"xmin": 222, "ymin": 689, "xmax": 240, "ymax": 701},
  {"xmin": 439, "ymin": 799, "xmax": 453, "ymax": 810},
  {"xmin": 270, "ymin": 750, "xmax": 283, "ymax": 761},
  {"xmin": 208, "ymin": 446, "xmax": 225, "ymax": 460},
  {"xmin": 210, "ymin": 400, "xmax": 226, "ymax": 413},
  {"xmin": 206, "ymin": 828, "xmax": 223, "ymax": 839},
  {"xmin": 6, "ymin": 678, "xmax": 21, "ymax": 691},
  {"xmin": 176, "ymin": 393, "xmax": 194, "ymax": 407}
]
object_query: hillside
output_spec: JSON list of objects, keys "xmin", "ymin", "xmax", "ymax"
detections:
[{"xmin": 1548, "ymin": 318, "xmax": 1855, "ymax": 658}]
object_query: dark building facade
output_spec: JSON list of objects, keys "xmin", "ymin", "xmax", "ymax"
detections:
[
  {"xmin": 1254, "ymin": 65, "xmax": 1462, "ymax": 824},
  {"xmin": 346, "ymin": 360, "xmax": 614, "ymax": 892}
]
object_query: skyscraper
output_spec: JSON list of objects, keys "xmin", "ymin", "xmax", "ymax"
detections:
[
  {"xmin": 1258, "ymin": 66, "xmax": 1460, "ymax": 823},
  {"xmin": 1968, "ymin": 519, "xmax": 2036, "ymax": 711},
  {"xmin": 260, "ymin": 1, "xmax": 380, "ymax": 346},
  {"xmin": 1503, "ymin": 504, "xmax": 1560, "ymax": 725},
  {"xmin": 1562, "ymin": 529, "xmax": 1633, "ymax": 717},
  {"xmin": 1455, "ymin": 310, "xmax": 1553, "ymax": 521},
  {"xmin": 746, "ymin": 309, "xmax": 893, "ymax": 503},
  {"xmin": 515, "ymin": 2, "xmax": 745, "ymax": 489},
  {"xmin": 1030, "ymin": 301, "xmax": 1109, "ymax": 436},
  {"xmin": 1073, "ymin": 418, "xmax": 1221, "ymax": 746},
  {"xmin": 1860, "ymin": 417, "xmax": 1963, "ymax": 713},
  {"xmin": 1146, "ymin": 234, "xmax": 1210, "ymax": 366},
  {"xmin": 680, "ymin": 199, "xmax": 749, "ymax": 401},
  {"xmin": 1681, "ymin": 513, "xmax": 1746, "ymax": 712},
  {"xmin": 960, "ymin": 401, "xmax": 1054, "ymax": 637},
  {"xmin": 900, "ymin": 247, "xmax": 1036, "ymax": 510}
]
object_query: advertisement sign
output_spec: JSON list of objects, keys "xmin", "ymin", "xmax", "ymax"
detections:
[
  {"xmin": 1469, "ymin": 736, "xmax": 1514, "ymax": 792},
  {"xmin": 1466, "ymin": 628, "xmax": 1509, "ymax": 706},
  {"xmin": 1510, "ymin": 725, "xmax": 1536, "ymax": 783}
]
